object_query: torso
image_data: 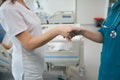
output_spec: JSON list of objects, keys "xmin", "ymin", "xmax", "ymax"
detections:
[
  {"xmin": 0, "ymin": 1, "xmax": 45, "ymax": 79},
  {"xmin": 98, "ymin": 2, "xmax": 120, "ymax": 80}
]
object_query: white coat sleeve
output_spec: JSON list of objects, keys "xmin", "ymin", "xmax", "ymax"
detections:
[{"xmin": 3, "ymin": 8, "xmax": 28, "ymax": 36}]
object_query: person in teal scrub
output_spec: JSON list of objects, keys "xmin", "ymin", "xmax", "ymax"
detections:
[{"xmin": 69, "ymin": 0, "xmax": 120, "ymax": 80}]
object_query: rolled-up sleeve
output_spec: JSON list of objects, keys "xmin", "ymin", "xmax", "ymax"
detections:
[
  {"xmin": 98, "ymin": 27, "xmax": 105, "ymax": 37},
  {"xmin": 3, "ymin": 8, "xmax": 28, "ymax": 36}
]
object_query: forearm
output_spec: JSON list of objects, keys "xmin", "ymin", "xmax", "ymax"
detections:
[
  {"xmin": 81, "ymin": 29, "xmax": 103, "ymax": 43},
  {"xmin": 28, "ymin": 28, "xmax": 59, "ymax": 50},
  {"xmin": 16, "ymin": 26, "xmax": 78, "ymax": 51}
]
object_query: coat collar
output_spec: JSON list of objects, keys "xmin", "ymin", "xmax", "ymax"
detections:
[{"xmin": 112, "ymin": 1, "xmax": 120, "ymax": 10}]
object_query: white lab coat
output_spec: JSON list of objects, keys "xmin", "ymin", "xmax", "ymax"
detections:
[{"xmin": 0, "ymin": 1, "xmax": 45, "ymax": 80}]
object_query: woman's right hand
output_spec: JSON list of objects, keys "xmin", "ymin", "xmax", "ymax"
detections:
[{"xmin": 55, "ymin": 26, "xmax": 79, "ymax": 40}]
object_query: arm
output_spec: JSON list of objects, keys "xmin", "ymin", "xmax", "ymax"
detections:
[
  {"xmin": 70, "ymin": 28, "xmax": 103, "ymax": 43},
  {"xmin": 16, "ymin": 26, "xmax": 75, "ymax": 51},
  {"xmin": 81, "ymin": 29, "xmax": 103, "ymax": 43},
  {"xmin": 3, "ymin": 8, "xmax": 75, "ymax": 51}
]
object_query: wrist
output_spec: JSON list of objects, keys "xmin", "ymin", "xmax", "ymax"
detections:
[
  {"xmin": 53, "ymin": 27, "xmax": 60, "ymax": 36},
  {"xmin": 80, "ymin": 29, "xmax": 84, "ymax": 35},
  {"xmin": 55, "ymin": 27, "xmax": 62, "ymax": 35},
  {"xmin": 76, "ymin": 28, "xmax": 84, "ymax": 35}
]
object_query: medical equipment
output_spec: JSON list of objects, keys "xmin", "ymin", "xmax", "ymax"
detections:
[
  {"xmin": 0, "ymin": 44, "xmax": 11, "ymax": 72},
  {"xmin": 37, "ymin": 12, "xmax": 48, "ymax": 24},
  {"xmin": 110, "ymin": 30, "xmax": 117, "ymax": 38},
  {"xmin": 42, "ymin": 24, "xmax": 84, "ymax": 79},
  {"xmin": 102, "ymin": 11, "xmax": 120, "ymax": 38},
  {"xmin": 48, "ymin": 11, "xmax": 75, "ymax": 24}
]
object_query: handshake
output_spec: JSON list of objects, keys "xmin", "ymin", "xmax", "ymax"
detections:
[{"xmin": 57, "ymin": 26, "xmax": 83, "ymax": 40}]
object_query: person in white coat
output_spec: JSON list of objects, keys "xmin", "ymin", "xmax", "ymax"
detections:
[{"xmin": 0, "ymin": 0, "xmax": 78, "ymax": 80}]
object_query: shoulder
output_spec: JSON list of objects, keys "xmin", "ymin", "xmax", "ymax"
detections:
[{"xmin": 0, "ymin": 1, "xmax": 20, "ymax": 14}]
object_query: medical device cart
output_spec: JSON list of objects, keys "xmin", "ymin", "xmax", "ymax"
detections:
[{"xmin": 42, "ymin": 24, "xmax": 84, "ymax": 80}]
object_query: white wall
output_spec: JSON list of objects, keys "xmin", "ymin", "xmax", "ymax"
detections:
[
  {"xmin": 25, "ymin": 0, "xmax": 35, "ymax": 10},
  {"xmin": 77, "ymin": 0, "xmax": 109, "ymax": 24},
  {"xmin": 42, "ymin": 0, "xmax": 75, "ymax": 15},
  {"xmin": 25, "ymin": 0, "xmax": 109, "ymax": 24}
]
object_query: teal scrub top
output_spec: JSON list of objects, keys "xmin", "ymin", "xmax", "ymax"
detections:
[{"xmin": 98, "ymin": 1, "xmax": 120, "ymax": 80}]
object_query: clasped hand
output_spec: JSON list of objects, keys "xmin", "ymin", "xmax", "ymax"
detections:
[
  {"xmin": 66, "ymin": 30, "xmax": 82, "ymax": 40},
  {"xmin": 58, "ymin": 26, "xmax": 82, "ymax": 41},
  {"xmin": 57, "ymin": 26, "xmax": 82, "ymax": 40}
]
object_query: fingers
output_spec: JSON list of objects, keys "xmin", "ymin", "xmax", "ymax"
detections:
[
  {"xmin": 57, "ymin": 26, "xmax": 82, "ymax": 40},
  {"xmin": 67, "ymin": 30, "xmax": 82, "ymax": 39},
  {"xmin": 62, "ymin": 32, "xmax": 72, "ymax": 41},
  {"xmin": 64, "ymin": 31, "xmax": 76, "ymax": 41},
  {"xmin": 69, "ymin": 31, "xmax": 82, "ymax": 39}
]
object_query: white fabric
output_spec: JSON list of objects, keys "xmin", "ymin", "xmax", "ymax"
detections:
[
  {"xmin": 2, "ymin": 34, "xmax": 12, "ymax": 47},
  {"xmin": 0, "ymin": 1, "xmax": 45, "ymax": 80},
  {"xmin": 2, "ymin": 34, "xmax": 13, "ymax": 53}
]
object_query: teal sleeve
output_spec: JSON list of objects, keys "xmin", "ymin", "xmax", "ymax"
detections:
[{"xmin": 98, "ymin": 27, "xmax": 105, "ymax": 37}]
